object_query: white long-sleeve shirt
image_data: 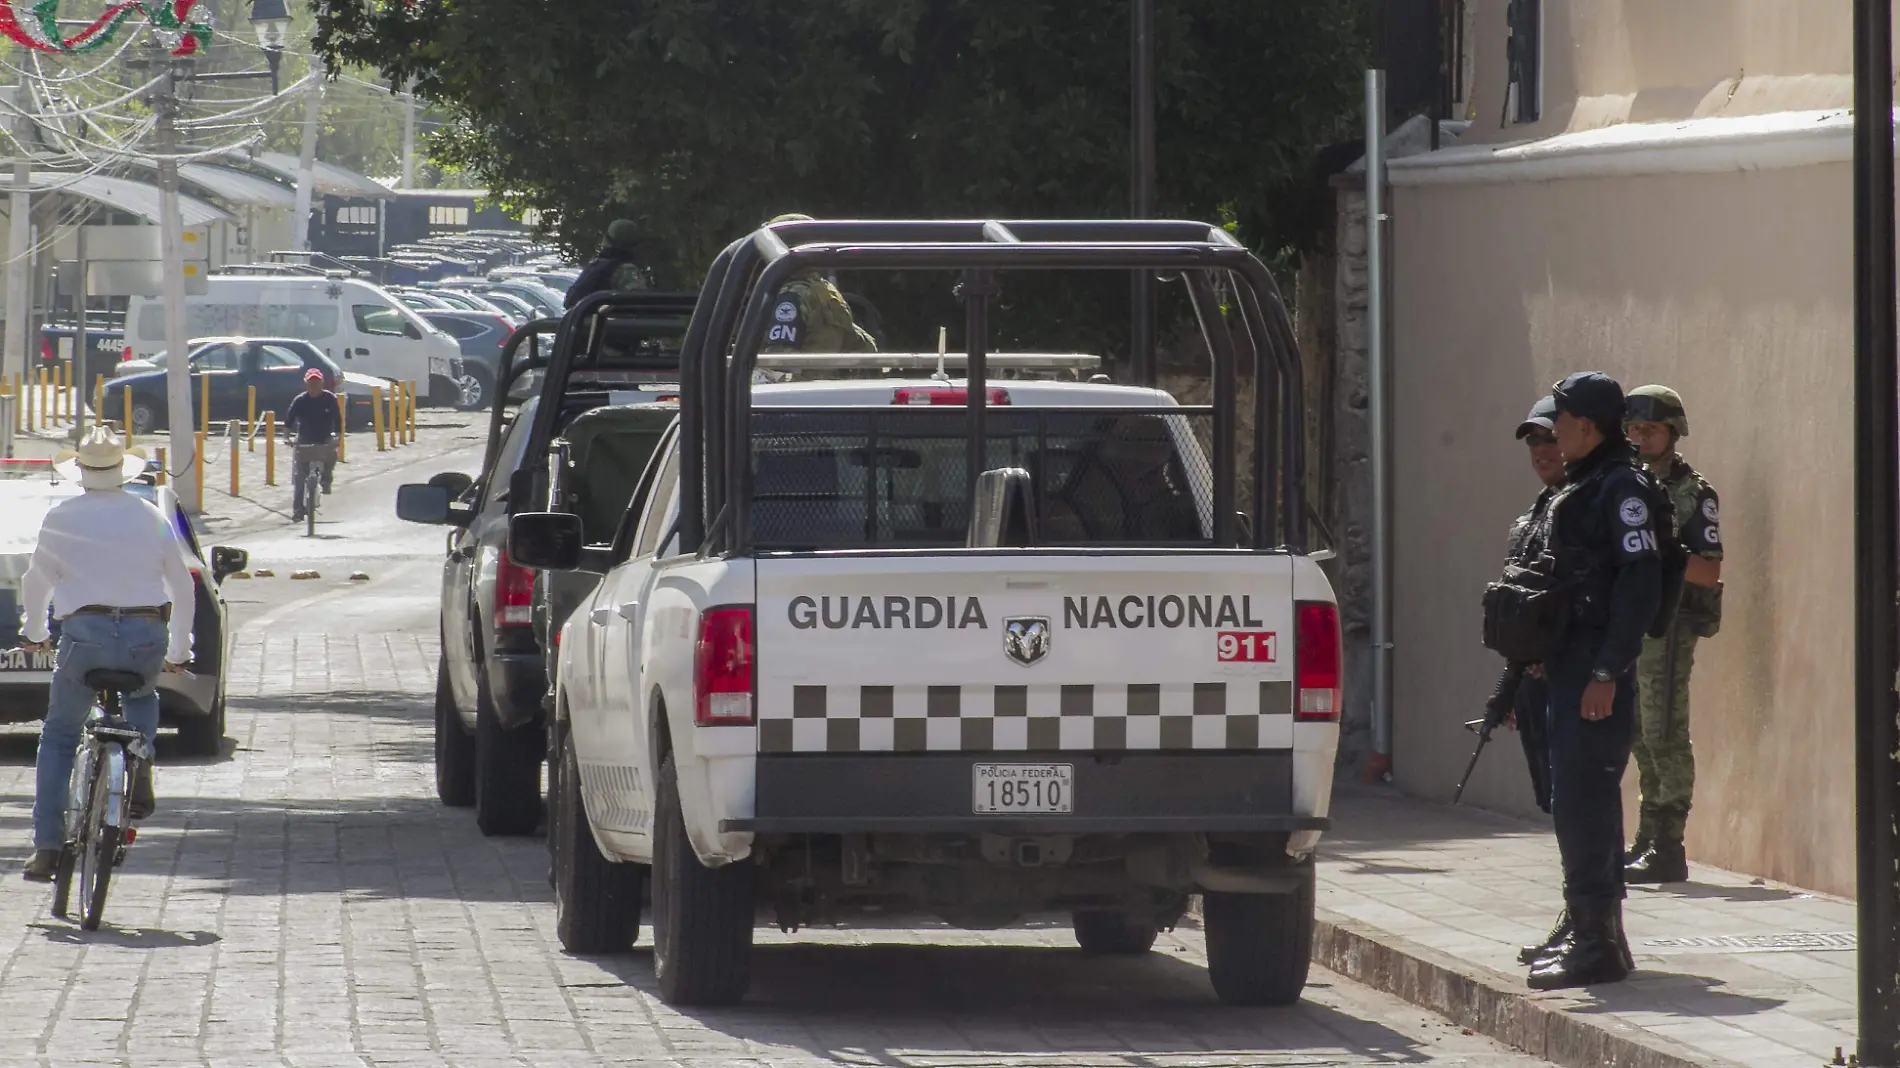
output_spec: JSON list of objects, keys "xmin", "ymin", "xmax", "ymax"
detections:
[{"xmin": 19, "ymin": 488, "xmax": 197, "ymax": 662}]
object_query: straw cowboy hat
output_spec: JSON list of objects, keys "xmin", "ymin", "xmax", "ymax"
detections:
[{"xmin": 54, "ymin": 426, "xmax": 147, "ymax": 488}]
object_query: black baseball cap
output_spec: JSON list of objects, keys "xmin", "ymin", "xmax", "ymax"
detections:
[
  {"xmin": 1516, "ymin": 395, "xmax": 1557, "ymax": 440},
  {"xmin": 1550, "ymin": 371, "xmax": 1626, "ymax": 426}
]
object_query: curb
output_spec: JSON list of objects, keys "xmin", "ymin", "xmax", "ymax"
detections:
[{"xmin": 1306, "ymin": 909, "xmax": 1742, "ymax": 1068}]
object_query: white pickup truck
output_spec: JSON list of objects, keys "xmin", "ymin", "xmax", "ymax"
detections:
[{"xmin": 509, "ymin": 220, "xmax": 1339, "ymax": 1009}]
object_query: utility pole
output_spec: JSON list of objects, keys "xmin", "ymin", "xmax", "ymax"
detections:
[
  {"xmin": 151, "ymin": 55, "xmax": 197, "ymax": 511},
  {"xmin": 1128, "ymin": 0, "xmax": 1155, "ymax": 387},
  {"xmin": 1851, "ymin": 0, "xmax": 1900, "ymax": 1060},
  {"xmin": 290, "ymin": 66, "xmax": 322, "ymax": 251},
  {"xmin": 4, "ymin": 90, "xmax": 32, "ymax": 393},
  {"xmin": 400, "ymin": 78, "xmax": 415, "ymax": 189}
]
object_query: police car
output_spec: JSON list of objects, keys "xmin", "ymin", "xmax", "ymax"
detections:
[{"xmin": 505, "ymin": 220, "xmax": 1338, "ymax": 1009}]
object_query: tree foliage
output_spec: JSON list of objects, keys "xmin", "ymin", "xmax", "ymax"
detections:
[{"xmin": 316, "ymin": 0, "xmax": 1364, "ymax": 352}]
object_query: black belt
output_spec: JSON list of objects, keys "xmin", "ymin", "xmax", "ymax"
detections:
[{"xmin": 66, "ymin": 605, "xmax": 170, "ymax": 622}]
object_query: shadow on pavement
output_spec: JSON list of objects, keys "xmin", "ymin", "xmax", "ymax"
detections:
[
  {"xmin": 573, "ymin": 941, "xmax": 1443, "ymax": 1063},
  {"xmin": 1569, "ymin": 970, "xmax": 1787, "ymax": 1017},
  {"xmin": 1629, "ymin": 880, "xmax": 1806, "ymax": 904},
  {"xmin": 30, "ymin": 922, "xmax": 221, "ymax": 950}
]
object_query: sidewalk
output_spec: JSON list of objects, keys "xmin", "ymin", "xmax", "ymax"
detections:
[{"xmin": 1313, "ymin": 785, "xmax": 1854, "ymax": 1068}]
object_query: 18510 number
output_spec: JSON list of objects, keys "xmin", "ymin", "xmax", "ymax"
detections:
[{"xmin": 1216, "ymin": 631, "xmax": 1277, "ymax": 663}]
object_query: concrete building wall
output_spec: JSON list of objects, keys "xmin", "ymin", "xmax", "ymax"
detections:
[
  {"xmin": 1386, "ymin": 161, "xmax": 1855, "ymax": 895},
  {"xmin": 1461, "ymin": 0, "xmax": 1855, "ymax": 141}
]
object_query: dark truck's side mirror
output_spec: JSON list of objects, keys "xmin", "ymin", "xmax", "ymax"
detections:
[
  {"xmin": 510, "ymin": 512, "xmax": 612, "ymax": 572},
  {"xmin": 397, "ymin": 483, "xmax": 452, "ymax": 524},
  {"xmin": 209, "ymin": 546, "xmax": 248, "ymax": 582},
  {"xmin": 967, "ymin": 467, "xmax": 1036, "ymax": 548}
]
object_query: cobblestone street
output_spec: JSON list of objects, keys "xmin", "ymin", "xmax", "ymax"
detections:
[{"xmin": 0, "ymin": 633, "xmax": 1543, "ymax": 1068}]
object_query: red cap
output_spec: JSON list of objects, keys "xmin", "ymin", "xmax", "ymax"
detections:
[{"xmin": 303, "ymin": 368, "xmax": 325, "ymax": 382}]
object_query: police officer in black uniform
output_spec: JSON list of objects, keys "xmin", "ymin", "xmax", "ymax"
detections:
[
  {"xmin": 1522, "ymin": 371, "xmax": 1660, "ymax": 991},
  {"xmin": 1492, "ymin": 395, "xmax": 1564, "ymax": 817}
]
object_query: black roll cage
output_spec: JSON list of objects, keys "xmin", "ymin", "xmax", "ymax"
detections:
[{"xmin": 513, "ymin": 221, "xmax": 1309, "ymax": 556}]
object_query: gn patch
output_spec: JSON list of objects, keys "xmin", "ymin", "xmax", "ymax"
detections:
[{"xmin": 758, "ymin": 681, "xmax": 1295, "ymax": 753}]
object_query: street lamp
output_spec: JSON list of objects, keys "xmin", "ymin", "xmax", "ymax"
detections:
[{"xmin": 248, "ymin": 0, "xmax": 291, "ymax": 93}]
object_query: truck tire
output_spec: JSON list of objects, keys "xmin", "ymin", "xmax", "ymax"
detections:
[
  {"xmin": 1071, "ymin": 911, "xmax": 1159, "ymax": 955},
  {"xmin": 434, "ymin": 656, "xmax": 476, "ymax": 808},
  {"xmin": 651, "ymin": 752, "xmax": 754, "ymax": 1006},
  {"xmin": 553, "ymin": 730, "xmax": 643, "ymax": 954},
  {"xmin": 1203, "ymin": 861, "xmax": 1315, "ymax": 1007},
  {"xmin": 176, "ymin": 693, "xmax": 224, "ymax": 757},
  {"xmin": 474, "ymin": 675, "xmax": 542, "ymax": 836}
]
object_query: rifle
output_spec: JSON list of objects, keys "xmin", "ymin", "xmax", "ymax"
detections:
[{"xmin": 1454, "ymin": 662, "xmax": 1525, "ymax": 803}]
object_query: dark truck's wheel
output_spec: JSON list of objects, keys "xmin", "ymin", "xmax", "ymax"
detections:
[
  {"xmin": 434, "ymin": 657, "xmax": 476, "ymax": 807},
  {"xmin": 175, "ymin": 693, "xmax": 224, "ymax": 757},
  {"xmin": 454, "ymin": 365, "xmax": 493, "ymax": 411},
  {"xmin": 553, "ymin": 731, "xmax": 643, "ymax": 953},
  {"xmin": 652, "ymin": 752, "xmax": 754, "ymax": 1005},
  {"xmin": 474, "ymin": 676, "xmax": 542, "ymax": 836},
  {"xmin": 1203, "ymin": 861, "xmax": 1315, "ymax": 1006},
  {"xmin": 1072, "ymin": 911, "xmax": 1160, "ymax": 955}
]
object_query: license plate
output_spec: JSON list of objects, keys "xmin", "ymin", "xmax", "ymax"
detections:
[{"xmin": 972, "ymin": 763, "xmax": 1074, "ymax": 814}]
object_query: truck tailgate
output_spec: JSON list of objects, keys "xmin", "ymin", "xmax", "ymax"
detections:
[{"xmin": 755, "ymin": 553, "xmax": 1298, "ymax": 755}]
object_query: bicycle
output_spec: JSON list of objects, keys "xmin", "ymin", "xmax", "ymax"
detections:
[
  {"xmin": 294, "ymin": 441, "xmax": 336, "ymax": 537},
  {"xmin": 50, "ymin": 668, "xmax": 154, "ymax": 931}
]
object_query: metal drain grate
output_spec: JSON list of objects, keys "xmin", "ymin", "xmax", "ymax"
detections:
[{"xmin": 1640, "ymin": 932, "xmax": 1856, "ymax": 954}]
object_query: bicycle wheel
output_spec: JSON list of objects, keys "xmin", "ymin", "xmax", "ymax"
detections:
[
  {"xmin": 50, "ymin": 744, "xmax": 93, "ymax": 919},
  {"xmin": 306, "ymin": 471, "xmax": 318, "ymax": 536},
  {"xmin": 77, "ymin": 746, "xmax": 122, "ymax": 931}
]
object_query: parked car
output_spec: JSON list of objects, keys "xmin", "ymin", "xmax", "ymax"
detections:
[
  {"xmin": 475, "ymin": 291, "xmax": 544, "ymax": 322},
  {"xmin": 444, "ymin": 278, "xmax": 564, "ymax": 318},
  {"xmin": 392, "ymin": 290, "xmax": 455, "ymax": 312},
  {"xmin": 419, "ymin": 310, "xmax": 515, "ymax": 412},
  {"xmin": 0, "ymin": 469, "xmax": 247, "ymax": 755},
  {"xmin": 39, "ymin": 326, "xmax": 127, "ymax": 387},
  {"xmin": 103, "ymin": 337, "xmax": 385, "ymax": 434},
  {"xmin": 427, "ymin": 289, "xmax": 518, "ymax": 319}
]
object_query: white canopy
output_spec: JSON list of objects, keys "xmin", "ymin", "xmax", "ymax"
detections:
[{"xmin": 22, "ymin": 172, "xmax": 232, "ymax": 227}]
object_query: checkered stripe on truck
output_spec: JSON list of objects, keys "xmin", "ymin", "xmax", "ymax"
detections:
[{"xmin": 758, "ymin": 681, "xmax": 1294, "ymax": 753}]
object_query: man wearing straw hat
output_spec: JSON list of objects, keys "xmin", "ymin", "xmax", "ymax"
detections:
[{"xmin": 17, "ymin": 426, "xmax": 195, "ymax": 882}]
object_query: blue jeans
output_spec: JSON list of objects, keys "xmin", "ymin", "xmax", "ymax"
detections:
[
  {"xmin": 291, "ymin": 447, "xmax": 336, "ymax": 517},
  {"xmin": 32, "ymin": 614, "xmax": 165, "ymax": 849}
]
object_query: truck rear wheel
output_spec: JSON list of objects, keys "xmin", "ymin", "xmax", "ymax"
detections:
[
  {"xmin": 1203, "ymin": 862, "xmax": 1315, "ymax": 1006},
  {"xmin": 1072, "ymin": 911, "xmax": 1160, "ymax": 955},
  {"xmin": 651, "ymin": 752, "xmax": 754, "ymax": 1006},
  {"xmin": 474, "ymin": 676, "xmax": 542, "ymax": 836},
  {"xmin": 553, "ymin": 731, "xmax": 643, "ymax": 954},
  {"xmin": 434, "ymin": 657, "xmax": 475, "ymax": 807}
]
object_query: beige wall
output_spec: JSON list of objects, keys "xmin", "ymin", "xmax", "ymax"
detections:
[
  {"xmin": 1388, "ymin": 161, "xmax": 1855, "ymax": 896},
  {"xmin": 1463, "ymin": 0, "xmax": 1856, "ymax": 142}
]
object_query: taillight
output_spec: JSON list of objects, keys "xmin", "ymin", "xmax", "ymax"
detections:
[
  {"xmin": 495, "ymin": 556, "xmax": 534, "ymax": 627},
  {"xmin": 120, "ymin": 345, "xmax": 132, "ymax": 362},
  {"xmin": 1295, "ymin": 601, "xmax": 1341, "ymax": 722},
  {"xmin": 694, "ymin": 606, "xmax": 754, "ymax": 726},
  {"xmin": 39, "ymin": 336, "xmax": 52, "ymax": 361},
  {"xmin": 890, "ymin": 387, "xmax": 1010, "ymax": 406}
]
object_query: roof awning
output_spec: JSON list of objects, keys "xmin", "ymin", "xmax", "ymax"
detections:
[
  {"xmin": 19, "ymin": 172, "xmax": 232, "ymax": 227},
  {"xmin": 250, "ymin": 152, "xmax": 390, "ymax": 198},
  {"xmin": 176, "ymin": 164, "xmax": 297, "ymax": 209}
]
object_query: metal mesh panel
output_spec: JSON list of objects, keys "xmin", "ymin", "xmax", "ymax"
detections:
[{"xmin": 748, "ymin": 407, "xmax": 1214, "ymax": 549}]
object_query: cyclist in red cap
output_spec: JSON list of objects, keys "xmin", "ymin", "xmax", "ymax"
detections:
[{"xmin": 282, "ymin": 368, "xmax": 340, "ymax": 522}]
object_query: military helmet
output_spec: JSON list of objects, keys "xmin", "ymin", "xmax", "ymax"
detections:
[
  {"xmin": 1625, "ymin": 384, "xmax": 1688, "ymax": 437},
  {"xmin": 605, "ymin": 219, "xmax": 640, "ymax": 249},
  {"xmin": 768, "ymin": 212, "xmax": 815, "ymax": 224}
]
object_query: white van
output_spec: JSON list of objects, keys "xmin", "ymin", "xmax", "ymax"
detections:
[{"xmin": 125, "ymin": 274, "xmax": 466, "ymax": 405}]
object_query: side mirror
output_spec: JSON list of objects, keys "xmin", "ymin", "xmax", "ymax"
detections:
[
  {"xmin": 509, "ymin": 512, "xmax": 588, "ymax": 571},
  {"xmin": 426, "ymin": 470, "xmax": 475, "ymax": 501},
  {"xmin": 968, "ymin": 467, "xmax": 1036, "ymax": 548},
  {"xmin": 396, "ymin": 483, "xmax": 451, "ymax": 524},
  {"xmin": 210, "ymin": 546, "xmax": 248, "ymax": 582}
]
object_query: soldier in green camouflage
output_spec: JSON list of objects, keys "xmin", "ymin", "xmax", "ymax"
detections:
[
  {"xmin": 762, "ymin": 213, "xmax": 877, "ymax": 354},
  {"xmin": 1622, "ymin": 385, "xmax": 1723, "ymax": 884}
]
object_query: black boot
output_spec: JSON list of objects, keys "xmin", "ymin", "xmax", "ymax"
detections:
[
  {"xmin": 1528, "ymin": 900, "xmax": 1632, "ymax": 990},
  {"xmin": 1519, "ymin": 909, "xmax": 1570, "ymax": 964},
  {"xmin": 1625, "ymin": 837, "xmax": 1687, "ymax": 883},
  {"xmin": 128, "ymin": 760, "xmax": 155, "ymax": 821}
]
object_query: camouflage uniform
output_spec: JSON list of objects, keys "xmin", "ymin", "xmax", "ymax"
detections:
[
  {"xmin": 762, "ymin": 274, "xmax": 877, "ymax": 354},
  {"xmin": 1631, "ymin": 454, "xmax": 1721, "ymax": 849}
]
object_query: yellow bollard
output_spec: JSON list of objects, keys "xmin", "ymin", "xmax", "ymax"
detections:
[
  {"xmin": 61, "ymin": 362, "xmax": 70, "ymax": 423},
  {"xmin": 246, "ymin": 386, "xmax": 256, "ymax": 451},
  {"xmin": 194, "ymin": 430, "xmax": 204, "ymax": 507},
  {"xmin": 335, "ymin": 393, "xmax": 347, "ymax": 462},
  {"xmin": 372, "ymin": 387, "xmax": 387, "ymax": 451},
  {"xmin": 264, "ymin": 411, "xmax": 276, "ymax": 486},
  {"xmin": 93, "ymin": 374, "xmax": 103, "ymax": 427},
  {"xmin": 407, "ymin": 381, "xmax": 417, "ymax": 442},
  {"xmin": 122, "ymin": 386, "xmax": 134, "ymax": 447},
  {"xmin": 9, "ymin": 373, "xmax": 18, "ymax": 435},
  {"xmin": 199, "ymin": 374, "xmax": 209, "ymax": 436},
  {"xmin": 36, "ymin": 367, "xmax": 46, "ymax": 430},
  {"xmin": 155, "ymin": 446, "xmax": 166, "ymax": 487},
  {"xmin": 389, "ymin": 387, "xmax": 400, "ymax": 448},
  {"xmin": 228, "ymin": 421, "xmax": 239, "ymax": 497}
]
